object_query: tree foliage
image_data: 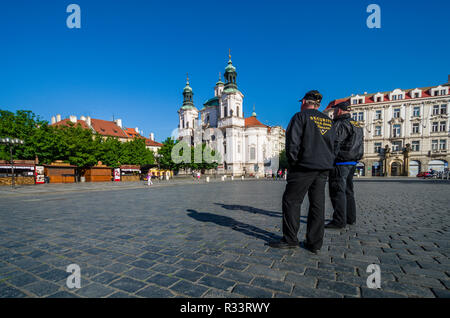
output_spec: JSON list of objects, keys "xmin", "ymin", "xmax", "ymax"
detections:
[{"xmin": 0, "ymin": 110, "xmax": 155, "ymax": 167}]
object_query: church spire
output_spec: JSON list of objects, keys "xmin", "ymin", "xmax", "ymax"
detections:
[
  {"xmin": 252, "ymin": 104, "xmax": 257, "ymax": 117},
  {"xmin": 224, "ymin": 49, "xmax": 237, "ymax": 90},
  {"xmin": 182, "ymin": 73, "xmax": 194, "ymax": 108}
]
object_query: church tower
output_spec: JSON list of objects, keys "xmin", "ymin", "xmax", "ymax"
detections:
[
  {"xmin": 178, "ymin": 74, "xmax": 199, "ymax": 145},
  {"xmin": 217, "ymin": 51, "xmax": 245, "ymax": 175}
]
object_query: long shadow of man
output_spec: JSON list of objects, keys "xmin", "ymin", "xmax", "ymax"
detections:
[
  {"xmin": 186, "ymin": 209, "xmax": 281, "ymax": 243},
  {"xmin": 215, "ymin": 203, "xmax": 307, "ymax": 224}
]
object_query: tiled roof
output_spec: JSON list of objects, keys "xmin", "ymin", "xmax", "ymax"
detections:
[
  {"xmin": 90, "ymin": 118, "xmax": 129, "ymax": 138},
  {"xmin": 52, "ymin": 119, "xmax": 90, "ymax": 129},
  {"xmin": 244, "ymin": 116, "xmax": 267, "ymax": 128},
  {"xmin": 145, "ymin": 138, "xmax": 163, "ymax": 147},
  {"xmin": 325, "ymin": 83, "xmax": 448, "ymax": 112},
  {"xmin": 124, "ymin": 127, "xmax": 141, "ymax": 138}
]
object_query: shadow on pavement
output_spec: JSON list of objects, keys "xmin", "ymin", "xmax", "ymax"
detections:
[
  {"xmin": 186, "ymin": 209, "xmax": 281, "ymax": 243},
  {"xmin": 215, "ymin": 203, "xmax": 308, "ymax": 224}
]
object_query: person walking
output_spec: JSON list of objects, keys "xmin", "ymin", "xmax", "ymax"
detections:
[
  {"xmin": 269, "ymin": 90, "xmax": 335, "ymax": 253},
  {"xmin": 325, "ymin": 100, "xmax": 364, "ymax": 229},
  {"xmin": 147, "ymin": 170, "xmax": 153, "ymax": 186}
]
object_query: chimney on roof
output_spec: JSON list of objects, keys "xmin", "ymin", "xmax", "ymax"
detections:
[
  {"xmin": 86, "ymin": 116, "xmax": 91, "ymax": 127},
  {"xmin": 364, "ymin": 92, "xmax": 367, "ymax": 95},
  {"xmin": 150, "ymin": 133, "xmax": 154, "ymax": 141},
  {"xmin": 115, "ymin": 118, "xmax": 122, "ymax": 128},
  {"xmin": 51, "ymin": 116, "xmax": 56, "ymax": 124},
  {"xmin": 80, "ymin": 115, "xmax": 86, "ymax": 121},
  {"xmin": 135, "ymin": 127, "xmax": 139, "ymax": 134},
  {"xmin": 69, "ymin": 115, "xmax": 77, "ymax": 123},
  {"xmin": 56, "ymin": 114, "xmax": 61, "ymax": 122}
]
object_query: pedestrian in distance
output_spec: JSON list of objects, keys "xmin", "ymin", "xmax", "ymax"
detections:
[
  {"xmin": 269, "ymin": 90, "xmax": 335, "ymax": 254},
  {"xmin": 147, "ymin": 170, "xmax": 153, "ymax": 186},
  {"xmin": 326, "ymin": 100, "xmax": 364, "ymax": 229}
]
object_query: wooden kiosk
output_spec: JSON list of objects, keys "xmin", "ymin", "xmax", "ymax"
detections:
[
  {"xmin": 44, "ymin": 161, "xmax": 76, "ymax": 183},
  {"xmin": 83, "ymin": 162, "xmax": 112, "ymax": 182}
]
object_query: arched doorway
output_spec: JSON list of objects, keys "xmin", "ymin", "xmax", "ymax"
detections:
[
  {"xmin": 428, "ymin": 160, "xmax": 447, "ymax": 172},
  {"xmin": 409, "ymin": 160, "xmax": 421, "ymax": 177},
  {"xmin": 391, "ymin": 161, "xmax": 402, "ymax": 176}
]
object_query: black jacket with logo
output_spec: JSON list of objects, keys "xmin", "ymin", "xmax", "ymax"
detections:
[
  {"xmin": 332, "ymin": 113, "xmax": 364, "ymax": 162},
  {"xmin": 285, "ymin": 109, "xmax": 335, "ymax": 171}
]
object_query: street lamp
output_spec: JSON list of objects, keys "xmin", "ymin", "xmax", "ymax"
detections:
[{"xmin": 0, "ymin": 137, "xmax": 24, "ymax": 188}]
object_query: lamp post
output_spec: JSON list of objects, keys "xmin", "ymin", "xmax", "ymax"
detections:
[{"xmin": 0, "ymin": 137, "xmax": 25, "ymax": 188}]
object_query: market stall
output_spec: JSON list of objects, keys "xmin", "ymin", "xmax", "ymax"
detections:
[
  {"xmin": 0, "ymin": 160, "xmax": 36, "ymax": 185},
  {"xmin": 119, "ymin": 165, "xmax": 141, "ymax": 182},
  {"xmin": 83, "ymin": 162, "xmax": 112, "ymax": 182},
  {"xmin": 43, "ymin": 161, "xmax": 76, "ymax": 183}
]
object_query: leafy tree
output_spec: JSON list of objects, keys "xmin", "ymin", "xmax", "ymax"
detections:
[
  {"xmin": 157, "ymin": 137, "xmax": 179, "ymax": 171},
  {"xmin": 279, "ymin": 149, "xmax": 288, "ymax": 170}
]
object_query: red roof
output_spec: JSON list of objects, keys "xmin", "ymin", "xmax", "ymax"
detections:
[
  {"xmin": 325, "ymin": 84, "xmax": 447, "ymax": 112},
  {"xmin": 245, "ymin": 116, "xmax": 267, "ymax": 128},
  {"xmin": 90, "ymin": 118, "xmax": 128, "ymax": 138},
  {"xmin": 123, "ymin": 127, "xmax": 141, "ymax": 138},
  {"xmin": 52, "ymin": 119, "xmax": 90, "ymax": 129},
  {"xmin": 145, "ymin": 138, "xmax": 163, "ymax": 147}
]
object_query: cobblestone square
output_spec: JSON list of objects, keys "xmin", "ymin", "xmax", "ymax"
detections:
[{"xmin": 0, "ymin": 179, "xmax": 449, "ymax": 298}]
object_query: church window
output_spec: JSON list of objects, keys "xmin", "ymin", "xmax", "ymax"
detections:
[{"xmin": 250, "ymin": 147, "xmax": 256, "ymax": 160}]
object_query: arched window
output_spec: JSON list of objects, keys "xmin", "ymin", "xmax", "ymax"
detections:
[{"xmin": 236, "ymin": 106, "xmax": 239, "ymax": 117}]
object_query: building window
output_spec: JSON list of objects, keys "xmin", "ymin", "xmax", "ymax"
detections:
[
  {"xmin": 441, "ymin": 104, "xmax": 447, "ymax": 115},
  {"xmin": 250, "ymin": 147, "xmax": 256, "ymax": 160},
  {"xmin": 236, "ymin": 106, "xmax": 239, "ymax": 117},
  {"xmin": 376, "ymin": 96, "xmax": 382, "ymax": 102},
  {"xmin": 413, "ymin": 106, "xmax": 420, "ymax": 117},
  {"xmin": 224, "ymin": 106, "xmax": 228, "ymax": 117},
  {"xmin": 393, "ymin": 108, "xmax": 400, "ymax": 118},
  {"xmin": 374, "ymin": 142, "xmax": 382, "ymax": 153},
  {"xmin": 432, "ymin": 122, "xmax": 438, "ymax": 132},
  {"xmin": 359, "ymin": 99, "xmax": 363, "ymax": 104},
  {"xmin": 414, "ymin": 92, "xmax": 420, "ymax": 98},
  {"xmin": 393, "ymin": 124, "xmax": 401, "ymax": 137},
  {"xmin": 358, "ymin": 112, "xmax": 364, "ymax": 121},
  {"xmin": 441, "ymin": 89, "xmax": 446, "ymax": 96},
  {"xmin": 412, "ymin": 141, "xmax": 420, "ymax": 152},
  {"xmin": 433, "ymin": 105, "xmax": 439, "ymax": 115},
  {"xmin": 412, "ymin": 123, "xmax": 420, "ymax": 134},
  {"xmin": 352, "ymin": 100, "xmax": 358, "ymax": 105},
  {"xmin": 375, "ymin": 110, "xmax": 382, "ymax": 120},
  {"xmin": 440, "ymin": 121, "xmax": 447, "ymax": 132},
  {"xmin": 432, "ymin": 140, "xmax": 438, "ymax": 151},
  {"xmin": 375, "ymin": 126, "xmax": 382, "ymax": 136},
  {"xmin": 392, "ymin": 95, "xmax": 397, "ymax": 101},
  {"xmin": 352, "ymin": 113, "xmax": 358, "ymax": 121},
  {"xmin": 392, "ymin": 141, "xmax": 402, "ymax": 152},
  {"xmin": 440, "ymin": 139, "xmax": 447, "ymax": 150}
]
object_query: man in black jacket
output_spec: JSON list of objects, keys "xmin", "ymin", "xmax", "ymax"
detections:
[
  {"xmin": 326, "ymin": 100, "xmax": 364, "ymax": 229},
  {"xmin": 269, "ymin": 90, "xmax": 335, "ymax": 253}
]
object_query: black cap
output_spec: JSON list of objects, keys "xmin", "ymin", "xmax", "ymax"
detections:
[
  {"xmin": 332, "ymin": 100, "xmax": 351, "ymax": 111},
  {"xmin": 301, "ymin": 90, "xmax": 322, "ymax": 102}
]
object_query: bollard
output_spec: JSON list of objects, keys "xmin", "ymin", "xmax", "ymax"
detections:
[
  {"xmin": 221, "ymin": 176, "xmax": 224, "ymax": 181},
  {"xmin": 241, "ymin": 176, "xmax": 244, "ymax": 180},
  {"xmin": 231, "ymin": 176, "xmax": 234, "ymax": 181},
  {"xmin": 256, "ymin": 175, "xmax": 259, "ymax": 179},
  {"xmin": 206, "ymin": 176, "xmax": 210, "ymax": 183}
]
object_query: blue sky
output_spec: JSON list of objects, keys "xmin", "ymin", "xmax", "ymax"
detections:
[{"xmin": 1, "ymin": 0, "xmax": 449, "ymax": 141}]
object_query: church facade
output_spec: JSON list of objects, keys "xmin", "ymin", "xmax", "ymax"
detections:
[{"xmin": 177, "ymin": 55, "xmax": 285, "ymax": 176}]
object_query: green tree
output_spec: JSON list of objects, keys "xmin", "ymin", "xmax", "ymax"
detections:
[
  {"xmin": 157, "ymin": 137, "xmax": 179, "ymax": 171},
  {"xmin": 279, "ymin": 149, "xmax": 288, "ymax": 170}
]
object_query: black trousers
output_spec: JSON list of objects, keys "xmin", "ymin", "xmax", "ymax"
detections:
[
  {"xmin": 282, "ymin": 169, "xmax": 328, "ymax": 250},
  {"xmin": 329, "ymin": 165, "xmax": 357, "ymax": 227}
]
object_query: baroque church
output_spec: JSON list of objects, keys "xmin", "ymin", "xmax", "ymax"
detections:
[{"xmin": 177, "ymin": 53, "xmax": 285, "ymax": 176}]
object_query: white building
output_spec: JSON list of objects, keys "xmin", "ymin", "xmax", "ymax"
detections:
[
  {"xmin": 325, "ymin": 76, "xmax": 450, "ymax": 177},
  {"xmin": 177, "ymin": 54, "xmax": 285, "ymax": 176}
]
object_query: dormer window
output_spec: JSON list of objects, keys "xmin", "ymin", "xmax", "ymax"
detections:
[
  {"xmin": 373, "ymin": 93, "xmax": 384, "ymax": 103},
  {"xmin": 431, "ymin": 86, "xmax": 449, "ymax": 96},
  {"xmin": 351, "ymin": 95, "xmax": 365, "ymax": 105},
  {"xmin": 390, "ymin": 89, "xmax": 405, "ymax": 101}
]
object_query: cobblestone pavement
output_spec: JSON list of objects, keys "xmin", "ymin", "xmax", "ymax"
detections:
[{"xmin": 0, "ymin": 179, "xmax": 449, "ymax": 298}]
